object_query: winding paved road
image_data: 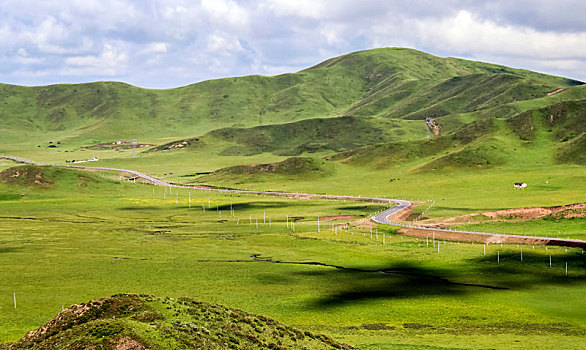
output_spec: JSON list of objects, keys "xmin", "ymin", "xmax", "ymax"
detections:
[
  {"xmin": 2, "ymin": 154, "xmax": 584, "ymax": 248},
  {"xmin": 1, "ymin": 154, "xmax": 409, "ymax": 212}
]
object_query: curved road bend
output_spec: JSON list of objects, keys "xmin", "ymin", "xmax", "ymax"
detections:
[
  {"xmin": 2, "ymin": 154, "xmax": 584, "ymax": 247},
  {"xmin": 0, "ymin": 154, "xmax": 408, "ymax": 209}
]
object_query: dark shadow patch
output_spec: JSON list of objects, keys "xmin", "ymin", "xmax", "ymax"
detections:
[
  {"xmin": 362, "ymin": 323, "xmax": 396, "ymax": 331},
  {"xmin": 0, "ymin": 216, "xmax": 41, "ymax": 221},
  {"xmin": 145, "ymin": 230, "xmax": 171, "ymax": 235},
  {"xmin": 257, "ymin": 273, "xmax": 294, "ymax": 285},
  {"xmin": 215, "ymin": 201, "xmax": 292, "ymax": 211},
  {"xmin": 180, "ymin": 172, "xmax": 210, "ymax": 177},
  {"xmin": 0, "ymin": 193, "xmax": 22, "ymax": 201},
  {"xmin": 466, "ymin": 251, "xmax": 586, "ymax": 289},
  {"xmin": 197, "ymin": 257, "xmax": 505, "ymax": 307},
  {"xmin": 118, "ymin": 206, "xmax": 163, "ymax": 211},
  {"xmin": 433, "ymin": 206, "xmax": 507, "ymax": 213},
  {"xmin": 0, "ymin": 246, "xmax": 22, "ymax": 254},
  {"xmin": 336, "ymin": 205, "xmax": 386, "ymax": 211},
  {"xmin": 298, "ymin": 263, "xmax": 506, "ymax": 308},
  {"xmin": 403, "ymin": 323, "xmax": 432, "ymax": 329}
]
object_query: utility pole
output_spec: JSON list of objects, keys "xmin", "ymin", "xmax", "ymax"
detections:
[{"xmin": 132, "ymin": 138, "xmax": 137, "ymax": 158}]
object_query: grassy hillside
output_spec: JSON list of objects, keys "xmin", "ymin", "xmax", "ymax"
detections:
[
  {"xmin": 1, "ymin": 166, "xmax": 585, "ymax": 349},
  {"xmin": 328, "ymin": 117, "xmax": 496, "ymax": 168},
  {"xmin": 4, "ymin": 294, "xmax": 351, "ymax": 349},
  {"xmin": 198, "ymin": 157, "xmax": 334, "ymax": 185},
  {"xmin": 1, "ymin": 47, "xmax": 585, "ymax": 350},
  {"xmin": 306, "ymin": 48, "xmax": 582, "ymax": 119},
  {"xmin": 1, "ymin": 48, "xmax": 582, "ymax": 156},
  {"xmin": 0, "ymin": 165, "xmax": 112, "ymax": 190},
  {"xmin": 196, "ymin": 108, "xmax": 584, "ymax": 220},
  {"xmin": 324, "ymin": 99, "xmax": 586, "ymax": 171},
  {"xmin": 199, "ymin": 116, "xmax": 425, "ymax": 156},
  {"xmin": 556, "ymin": 133, "xmax": 586, "ymax": 165}
]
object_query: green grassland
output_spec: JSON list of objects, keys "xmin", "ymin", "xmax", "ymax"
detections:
[
  {"xmin": 1, "ymin": 166, "xmax": 585, "ymax": 349},
  {"xmin": 197, "ymin": 111, "xmax": 585, "ymax": 224},
  {"xmin": 1, "ymin": 48, "xmax": 585, "ymax": 348},
  {"xmin": 4, "ymin": 294, "xmax": 353, "ymax": 349},
  {"xmin": 1, "ymin": 48, "xmax": 583, "ymax": 159}
]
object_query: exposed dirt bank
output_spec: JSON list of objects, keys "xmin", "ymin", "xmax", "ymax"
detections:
[
  {"xmin": 424, "ymin": 203, "xmax": 586, "ymax": 227},
  {"xmin": 397, "ymin": 227, "xmax": 586, "ymax": 250}
]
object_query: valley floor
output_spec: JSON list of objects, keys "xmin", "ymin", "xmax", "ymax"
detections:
[{"xmin": 0, "ymin": 163, "xmax": 585, "ymax": 349}]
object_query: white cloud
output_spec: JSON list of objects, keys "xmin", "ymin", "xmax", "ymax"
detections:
[
  {"xmin": 415, "ymin": 10, "xmax": 586, "ymax": 60},
  {"xmin": 319, "ymin": 24, "xmax": 341, "ymax": 45},
  {"xmin": 0, "ymin": 25, "xmax": 20, "ymax": 50},
  {"xmin": 201, "ymin": 0, "xmax": 248, "ymax": 29},
  {"xmin": 65, "ymin": 44, "xmax": 128, "ymax": 76},
  {"xmin": 12, "ymin": 56, "xmax": 44, "ymax": 65},
  {"xmin": 24, "ymin": 17, "xmax": 69, "ymax": 48},
  {"xmin": 143, "ymin": 42, "xmax": 169, "ymax": 54},
  {"xmin": 261, "ymin": 0, "xmax": 325, "ymax": 19},
  {"xmin": 206, "ymin": 33, "xmax": 244, "ymax": 56},
  {"xmin": 1, "ymin": 0, "xmax": 586, "ymax": 87},
  {"xmin": 161, "ymin": 4, "xmax": 188, "ymax": 18},
  {"xmin": 37, "ymin": 38, "xmax": 94, "ymax": 55}
]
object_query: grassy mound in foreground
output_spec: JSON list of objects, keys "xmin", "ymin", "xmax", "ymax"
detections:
[
  {"xmin": 4, "ymin": 294, "xmax": 352, "ymax": 350},
  {"xmin": 0, "ymin": 165, "xmax": 106, "ymax": 189}
]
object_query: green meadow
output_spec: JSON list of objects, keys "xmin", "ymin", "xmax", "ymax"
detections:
[
  {"xmin": 0, "ymin": 48, "xmax": 585, "ymax": 348},
  {"xmin": 0, "ymin": 165, "xmax": 585, "ymax": 349}
]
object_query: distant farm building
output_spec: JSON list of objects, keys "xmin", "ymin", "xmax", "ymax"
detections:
[{"xmin": 514, "ymin": 182, "xmax": 527, "ymax": 190}]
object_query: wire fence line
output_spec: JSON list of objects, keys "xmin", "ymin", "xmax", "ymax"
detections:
[
  {"xmin": 2, "ymin": 154, "xmax": 584, "ymax": 246},
  {"xmin": 372, "ymin": 206, "xmax": 586, "ymax": 245}
]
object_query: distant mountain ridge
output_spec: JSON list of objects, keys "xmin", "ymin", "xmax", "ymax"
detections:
[{"xmin": 1, "ymin": 47, "xmax": 583, "ymax": 148}]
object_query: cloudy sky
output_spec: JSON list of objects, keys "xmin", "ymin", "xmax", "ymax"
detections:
[{"xmin": 1, "ymin": 0, "xmax": 585, "ymax": 88}]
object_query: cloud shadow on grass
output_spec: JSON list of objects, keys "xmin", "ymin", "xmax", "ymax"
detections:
[
  {"xmin": 464, "ymin": 251, "xmax": 586, "ymax": 289},
  {"xmin": 303, "ymin": 252, "xmax": 586, "ymax": 307},
  {"xmin": 198, "ymin": 251, "xmax": 586, "ymax": 309},
  {"xmin": 304, "ymin": 253, "xmax": 586, "ymax": 308},
  {"xmin": 0, "ymin": 246, "xmax": 23, "ymax": 254},
  {"xmin": 199, "ymin": 257, "xmax": 505, "ymax": 307},
  {"xmin": 118, "ymin": 206, "xmax": 164, "ymax": 210},
  {"xmin": 336, "ymin": 205, "xmax": 386, "ymax": 210},
  {"xmin": 296, "ymin": 262, "xmax": 505, "ymax": 308}
]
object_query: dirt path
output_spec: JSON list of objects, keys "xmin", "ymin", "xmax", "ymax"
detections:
[
  {"xmin": 547, "ymin": 88, "xmax": 565, "ymax": 96},
  {"xmin": 320, "ymin": 215, "xmax": 355, "ymax": 221},
  {"xmin": 420, "ymin": 203, "xmax": 586, "ymax": 227},
  {"xmin": 397, "ymin": 227, "xmax": 586, "ymax": 250},
  {"xmin": 2, "ymin": 154, "xmax": 584, "ymax": 249}
]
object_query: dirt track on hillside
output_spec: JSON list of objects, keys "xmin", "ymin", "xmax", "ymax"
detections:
[
  {"xmin": 397, "ymin": 227, "xmax": 586, "ymax": 249},
  {"xmin": 422, "ymin": 203, "xmax": 586, "ymax": 227},
  {"xmin": 397, "ymin": 202, "xmax": 586, "ymax": 249},
  {"xmin": 2, "ymin": 154, "xmax": 584, "ymax": 249}
]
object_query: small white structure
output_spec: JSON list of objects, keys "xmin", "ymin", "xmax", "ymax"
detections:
[{"xmin": 513, "ymin": 182, "xmax": 527, "ymax": 190}]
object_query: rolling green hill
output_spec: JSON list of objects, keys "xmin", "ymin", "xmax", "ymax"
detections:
[
  {"xmin": 0, "ymin": 47, "xmax": 584, "ymax": 204},
  {"xmin": 322, "ymin": 99, "xmax": 586, "ymax": 171},
  {"xmin": 198, "ymin": 157, "xmax": 334, "ymax": 185},
  {"xmin": 1, "ymin": 48, "xmax": 583, "ymax": 154},
  {"xmin": 1, "ymin": 48, "xmax": 586, "ymax": 350},
  {"xmin": 153, "ymin": 116, "xmax": 426, "ymax": 157},
  {"xmin": 3, "ymin": 294, "xmax": 352, "ymax": 349},
  {"xmin": 328, "ymin": 117, "xmax": 497, "ymax": 168},
  {"xmin": 0, "ymin": 165, "xmax": 115, "ymax": 192}
]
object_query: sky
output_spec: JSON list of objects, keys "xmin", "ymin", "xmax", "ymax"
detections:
[{"xmin": 1, "ymin": 0, "xmax": 585, "ymax": 89}]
